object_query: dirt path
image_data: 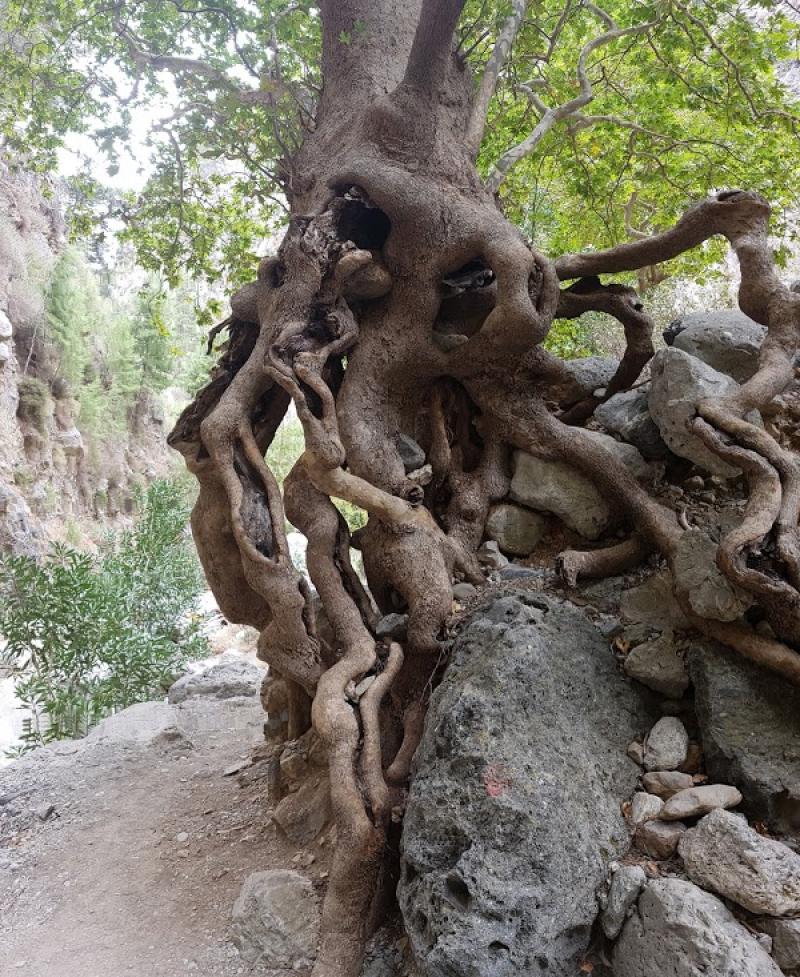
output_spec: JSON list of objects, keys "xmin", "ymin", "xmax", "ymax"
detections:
[{"xmin": 0, "ymin": 692, "xmax": 307, "ymax": 977}]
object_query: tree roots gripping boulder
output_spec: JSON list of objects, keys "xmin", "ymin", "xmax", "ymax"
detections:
[{"xmin": 167, "ymin": 2, "xmax": 800, "ymax": 973}]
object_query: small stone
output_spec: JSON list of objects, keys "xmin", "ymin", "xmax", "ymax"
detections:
[
  {"xmin": 176, "ymin": 831, "xmax": 189, "ymax": 843},
  {"xmin": 630, "ymin": 792, "xmax": 664, "ymax": 825},
  {"xmin": 642, "ymin": 771, "xmax": 694, "ymax": 799},
  {"xmin": 753, "ymin": 918, "xmax": 800, "ymax": 973},
  {"xmin": 660, "ymin": 784, "xmax": 742, "ymax": 821},
  {"xmin": 627, "ymin": 740, "xmax": 645, "ymax": 765},
  {"xmin": 452, "ymin": 582, "xmax": 477, "ymax": 602},
  {"xmin": 375, "ymin": 613, "xmax": 408, "ymax": 641},
  {"xmin": 624, "ymin": 632, "xmax": 690, "ymax": 697},
  {"xmin": 601, "ymin": 864, "xmax": 647, "ymax": 940},
  {"xmin": 476, "ymin": 539, "xmax": 508, "ymax": 569},
  {"xmin": 35, "ymin": 803, "xmax": 55, "ymax": 821},
  {"xmin": 396, "ymin": 434, "xmax": 425, "ymax": 473},
  {"xmin": 485, "ymin": 503, "xmax": 547, "ymax": 556},
  {"xmin": 679, "ymin": 809, "xmax": 800, "ymax": 916},
  {"xmin": 634, "ymin": 819, "xmax": 687, "ymax": 859},
  {"xmin": 407, "ymin": 463, "xmax": 433, "ymax": 486},
  {"xmin": 643, "ymin": 717, "xmax": 689, "ymax": 772},
  {"xmin": 684, "ymin": 475, "xmax": 706, "ymax": 491}
]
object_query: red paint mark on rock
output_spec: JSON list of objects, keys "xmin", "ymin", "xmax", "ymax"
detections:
[{"xmin": 483, "ymin": 763, "xmax": 513, "ymax": 797}]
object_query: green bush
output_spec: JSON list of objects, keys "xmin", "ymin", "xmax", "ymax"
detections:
[{"xmin": 0, "ymin": 479, "xmax": 208, "ymax": 753}]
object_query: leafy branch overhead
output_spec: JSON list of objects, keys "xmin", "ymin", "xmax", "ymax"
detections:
[{"xmin": 1, "ymin": 1, "xmax": 797, "ymax": 285}]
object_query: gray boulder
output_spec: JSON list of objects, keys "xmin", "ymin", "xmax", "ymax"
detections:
[
  {"xmin": 679, "ymin": 809, "xmax": 800, "ymax": 916},
  {"xmin": 167, "ymin": 654, "xmax": 265, "ymax": 704},
  {"xmin": 689, "ymin": 640, "xmax": 800, "ymax": 834},
  {"xmin": 594, "ymin": 387, "xmax": 669, "ymax": 460},
  {"xmin": 231, "ymin": 869, "xmax": 319, "ymax": 969},
  {"xmin": 396, "ymin": 433, "xmax": 426, "ymax": 473},
  {"xmin": 671, "ymin": 309, "xmax": 766, "ymax": 383},
  {"xmin": 510, "ymin": 432, "xmax": 649, "ymax": 540},
  {"xmin": 648, "ymin": 347, "xmax": 751, "ymax": 477},
  {"xmin": 485, "ymin": 503, "xmax": 547, "ymax": 556},
  {"xmin": 562, "ymin": 356, "xmax": 619, "ymax": 399},
  {"xmin": 614, "ymin": 878, "xmax": 783, "ymax": 977},
  {"xmin": 399, "ymin": 592, "xmax": 655, "ymax": 977},
  {"xmin": 672, "ymin": 530, "xmax": 753, "ymax": 622}
]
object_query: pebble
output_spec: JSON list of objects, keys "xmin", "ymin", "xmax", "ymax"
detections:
[
  {"xmin": 684, "ymin": 475, "xmax": 705, "ymax": 491},
  {"xmin": 634, "ymin": 819, "xmax": 687, "ymax": 859},
  {"xmin": 35, "ymin": 803, "xmax": 56, "ymax": 821},
  {"xmin": 642, "ymin": 770, "xmax": 694, "ymax": 798},
  {"xmin": 176, "ymin": 832, "xmax": 189, "ymax": 843},
  {"xmin": 659, "ymin": 784, "xmax": 742, "ymax": 821},
  {"xmin": 626, "ymin": 740, "xmax": 645, "ymax": 766},
  {"xmin": 452, "ymin": 582, "xmax": 477, "ymax": 602},
  {"xmin": 643, "ymin": 717, "xmax": 689, "ymax": 771},
  {"xmin": 629, "ymin": 792, "xmax": 664, "ymax": 825}
]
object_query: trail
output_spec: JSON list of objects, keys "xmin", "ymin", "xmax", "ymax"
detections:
[{"xmin": 0, "ymin": 670, "xmax": 306, "ymax": 977}]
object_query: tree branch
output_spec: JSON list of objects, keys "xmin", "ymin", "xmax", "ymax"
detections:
[
  {"xmin": 402, "ymin": 0, "xmax": 466, "ymax": 97},
  {"xmin": 485, "ymin": 5, "xmax": 659, "ymax": 193},
  {"xmin": 466, "ymin": 0, "xmax": 529, "ymax": 157}
]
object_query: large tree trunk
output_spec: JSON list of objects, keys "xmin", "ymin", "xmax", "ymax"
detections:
[{"xmin": 168, "ymin": 3, "xmax": 800, "ymax": 974}]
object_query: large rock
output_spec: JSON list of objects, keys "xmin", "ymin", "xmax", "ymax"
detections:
[
  {"xmin": 670, "ymin": 310, "xmax": 766, "ymax": 383},
  {"xmin": 648, "ymin": 347, "xmax": 750, "ymax": 477},
  {"xmin": 594, "ymin": 387, "xmax": 669, "ymax": 460},
  {"xmin": 510, "ymin": 431, "xmax": 649, "ymax": 540},
  {"xmin": 660, "ymin": 784, "xmax": 742, "ymax": 820},
  {"xmin": 613, "ymin": 878, "xmax": 783, "ymax": 977},
  {"xmin": 643, "ymin": 717, "xmax": 689, "ymax": 771},
  {"xmin": 167, "ymin": 653, "xmax": 265, "ymax": 704},
  {"xmin": 231, "ymin": 870, "xmax": 320, "ymax": 969},
  {"xmin": 679, "ymin": 809, "xmax": 800, "ymax": 916},
  {"xmin": 754, "ymin": 918, "xmax": 800, "ymax": 975},
  {"xmin": 485, "ymin": 503, "xmax": 547, "ymax": 556},
  {"xmin": 601, "ymin": 864, "xmax": 647, "ymax": 940},
  {"xmin": 689, "ymin": 641, "xmax": 800, "ymax": 834},
  {"xmin": 398, "ymin": 593, "xmax": 655, "ymax": 977}
]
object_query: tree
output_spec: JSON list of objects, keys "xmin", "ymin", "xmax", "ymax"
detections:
[{"xmin": 4, "ymin": 3, "xmax": 800, "ymax": 976}]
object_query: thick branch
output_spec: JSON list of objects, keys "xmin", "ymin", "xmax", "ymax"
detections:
[{"xmin": 466, "ymin": 0, "xmax": 528, "ymax": 156}]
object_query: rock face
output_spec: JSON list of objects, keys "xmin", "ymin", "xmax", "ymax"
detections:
[
  {"xmin": 230, "ymin": 870, "xmax": 320, "ymax": 969},
  {"xmin": 689, "ymin": 641, "xmax": 800, "ymax": 834},
  {"xmin": 670, "ymin": 309, "xmax": 766, "ymax": 383},
  {"xmin": 398, "ymin": 592, "xmax": 655, "ymax": 977},
  {"xmin": 485, "ymin": 503, "xmax": 547, "ymax": 556},
  {"xmin": 679, "ymin": 809, "xmax": 800, "ymax": 916},
  {"xmin": 167, "ymin": 654, "xmax": 265, "ymax": 704},
  {"xmin": 648, "ymin": 347, "xmax": 747, "ymax": 477},
  {"xmin": 594, "ymin": 387, "xmax": 668, "ymax": 460},
  {"xmin": 614, "ymin": 878, "xmax": 783, "ymax": 977},
  {"xmin": 510, "ymin": 431, "xmax": 649, "ymax": 540}
]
